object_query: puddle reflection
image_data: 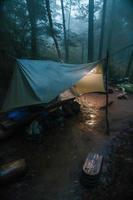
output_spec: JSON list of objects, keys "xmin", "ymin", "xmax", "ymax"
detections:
[{"xmin": 85, "ymin": 112, "xmax": 97, "ymax": 127}]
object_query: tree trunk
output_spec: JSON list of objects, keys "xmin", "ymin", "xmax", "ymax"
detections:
[
  {"xmin": 67, "ymin": 0, "xmax": 72, "ymax": 62},
  {"xmin": 98, "ymin": 0, "xmax": 107, "ymax": 60},
  {"xmin": 88, "ymin": 0, "xmax": 94, "ymax": 62},
  {"xmin": 45, "ymin": 0, "xmax": 62, "ymax": 61},
  {"xmin": 60, "ymin": 0, "xmax": 68, "ymax": 62},
  {"xmin": 26, "ymin": 0, "xmax": 37, "ymax": 59},
  {"xmin": 107, "ymin": 0, "xmax": 116, "ymax": 51},
  {"xmin": 81, "ymin": 41, "xmax": 85, "ymax": 63},
  {"xmin": 0, "ymin": 0, "xmax": 4, "ymax": 18},
  {"xmin": 125, "ymin": 50, "xmax": 133, "ymax": 77}
]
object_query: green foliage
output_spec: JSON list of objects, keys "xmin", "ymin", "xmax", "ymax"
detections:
[{"xmin": 0, "ymin": 0, "xmax": 132, "ymax": 80}]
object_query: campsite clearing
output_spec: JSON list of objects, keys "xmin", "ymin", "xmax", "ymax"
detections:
[{"xmin": 0, "ymin": 92, "xmax": 133, "ymax": 200}]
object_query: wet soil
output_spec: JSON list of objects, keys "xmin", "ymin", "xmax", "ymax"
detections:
[{"xmin": 0, "ymin": 92, "xmax": 133, "ymax": 200}]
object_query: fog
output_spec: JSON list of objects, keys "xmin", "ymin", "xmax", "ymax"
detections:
[{"xmin": 0, "ymin": 0, "xmax": 133, "ymax": 83}]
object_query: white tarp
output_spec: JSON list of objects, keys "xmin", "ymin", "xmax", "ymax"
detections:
[
  {"xmin": 2, "ymin": 59, "xmax": 104, "ymax": 112},
  {"xmin": 73, "ymin": 64, "xmax": 105, "ymax": 94}
]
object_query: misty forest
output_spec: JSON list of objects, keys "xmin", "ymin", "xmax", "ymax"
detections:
[
  {"xmin": 0, "ymin": 1, "xmax": 133, "ymax": 86},
  {"xmin": 0, "ymin": 1, "xmax": 133, "ymax": 200}
]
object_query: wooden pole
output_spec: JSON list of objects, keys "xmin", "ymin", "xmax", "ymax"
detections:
[{"xmin": 105, "ymin": 50, "xmax": 109, "ymax": 135}]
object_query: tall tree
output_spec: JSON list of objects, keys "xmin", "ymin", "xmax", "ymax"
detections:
[
  {"xmin": 107, "ymin": 0, "xmax": 116, "ymax": 51},
  {"xmin": 88, "ymin": 0, "xmax": 94, "ymax": 62},
  {"xmin": 45, "ymin": 0, "xmax": 61, "ymax": 61},
  {"xmin": 81, "ymin": 40, "xmax": 85, "ymax": 63},
  {"xmin": 67, "ymin": 0, "xmax": 72, "ymax": 62},
  {"xmin": 26, "ymin": 0, "xmax": 37, "ymax": 58},
  {"xmin": 98, "ymin": 0, "xmax": 107, "ymax": 60},
  {"xmin": 125, "ymin": 50, "xmax": 133, "ymax": 77},
  {"xmin": 60, "ymin": 0, "xmax": 68, "ymax": 62}
]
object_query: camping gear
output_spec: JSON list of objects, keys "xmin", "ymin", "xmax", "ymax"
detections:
[
  {"xmin": 0, "ymin": 109, "xmax": 29, "ymax": 139},
  {"xmin": 0, "ymin": 159, "xmax": 26, "ymax": 184},
  {"xmin": 80, "ymin": 153, "xmax": 103, "ymax": 188},
  {"xmin": 26, "ymin": 120, "xmax": 42, "ymax": 136},
  {"xmin": 0, "ymin": 97, "xmax": 77, "ymax": 140},
  {"xmin": 62, "ymin": 99, "xmax": 80, "ymax": 117},
  {"xmin": 117, "ymin": 92, "xmax": 128, "ymax": 99},
  {"xmin": 7, "ymin": 110, "xmax": 29, "ymax": 121},
  {"xmin": 2, "ymin": 59, "xmax": 105, "ymax": 112},
  {"xmin": 72, "ymin": 64, "xmax": 104, "ymax": 95},
  {"xmin": 118, "ymin": 83, "xmax": 133, "ymax": 94},
  {"xmin": 0, "ymin": 109, "xmax": 41, "ymax": 140},
  {"xmin": 0, "ymin": 118, "xmax": 19, "ymax": 140}
]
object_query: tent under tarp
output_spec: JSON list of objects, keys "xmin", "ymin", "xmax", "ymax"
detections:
[
  {"xmin": 2, "ymin": 59, "xmax": 105, "ymax": 112},
  {"xmin": 73, "ymin": 64, "xmax": 104, "ymax": 95}
]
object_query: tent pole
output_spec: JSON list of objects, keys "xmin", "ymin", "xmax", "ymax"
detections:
[
  {"xmin": 105, "ymin": 0, "xmax": 116, "ymax": 135},
  {"xmin": 105, "ymin": 50, "xmax": 109, "ymax": 135}
]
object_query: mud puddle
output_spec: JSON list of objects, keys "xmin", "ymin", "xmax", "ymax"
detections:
[{"xmin": 0, "ymin": 93, "xmax": 133, "ymax": 200}]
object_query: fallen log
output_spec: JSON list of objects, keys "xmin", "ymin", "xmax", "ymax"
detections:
[{"xmin": 0, "ymin": 159, "xmax": 26, "ymax": 184}]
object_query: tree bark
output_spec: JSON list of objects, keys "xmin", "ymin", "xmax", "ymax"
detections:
[
  {"xmin": 26, "ymin": 0, "xmax": 37, "ymax": 58},
  {"xmin": 98, "ymin": 0, "xmax": 107, "ymax": 60},
  {"xmin": 107, "ymin": 0, "xmax": 116, "ymax": 51},
  {"xmin": 88, "ymin": 0, "xmax": 94, "ymax": 62},
  {"xmin": 0, "ymin": 0, "xmax": 4, "ymax": 18},
  {"xmin": 60, "ymin": 0, "xmax": 68, "ymax": 62},
  {"xmin": 125, "ymin": 50, "xmax": 133, "ymax": 77},
  {"xmin": 67, "ymin": 0, "xmax": 72, "ymax": 62},
  {"xmin": 81, "ymin": 41, "xmax": 85, "ymax": 63},
  {"xmin": 45, "ymin": 0, "xmax": 62, "ymax": 61}
]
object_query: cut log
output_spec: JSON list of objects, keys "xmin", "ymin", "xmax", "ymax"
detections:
[
  {"xmin": 80, "ymin": 153, "xmax": 103, "ymax": 188},
  {"xmin": 0, "ymin": 119, "xmax": 17, "ymax": 130},
  {"xmin": 0, "ymin": 159, "xmax": 26, "ymax": 184},
  {"xmin": 83, "ymin": 153, "xmax": 103, "ymax": 176}
]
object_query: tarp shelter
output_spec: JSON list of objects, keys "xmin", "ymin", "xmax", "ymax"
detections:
[
  {"xmin": 2, "ymin": 59, "xmax": 105, "ymax": 112},
  {"xmin": 73, "ymin": 64, "xmax": 104, "ymax": 95}
]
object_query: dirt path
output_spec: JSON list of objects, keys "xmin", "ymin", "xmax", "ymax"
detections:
[{"xmin": 0, "ymin": 92, "xmax": 133, "ymax": 200}]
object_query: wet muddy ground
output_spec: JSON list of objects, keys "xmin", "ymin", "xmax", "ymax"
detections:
[{"xmin": 0, "ymin": 92, "xmax": 133, "ymax": 200}]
